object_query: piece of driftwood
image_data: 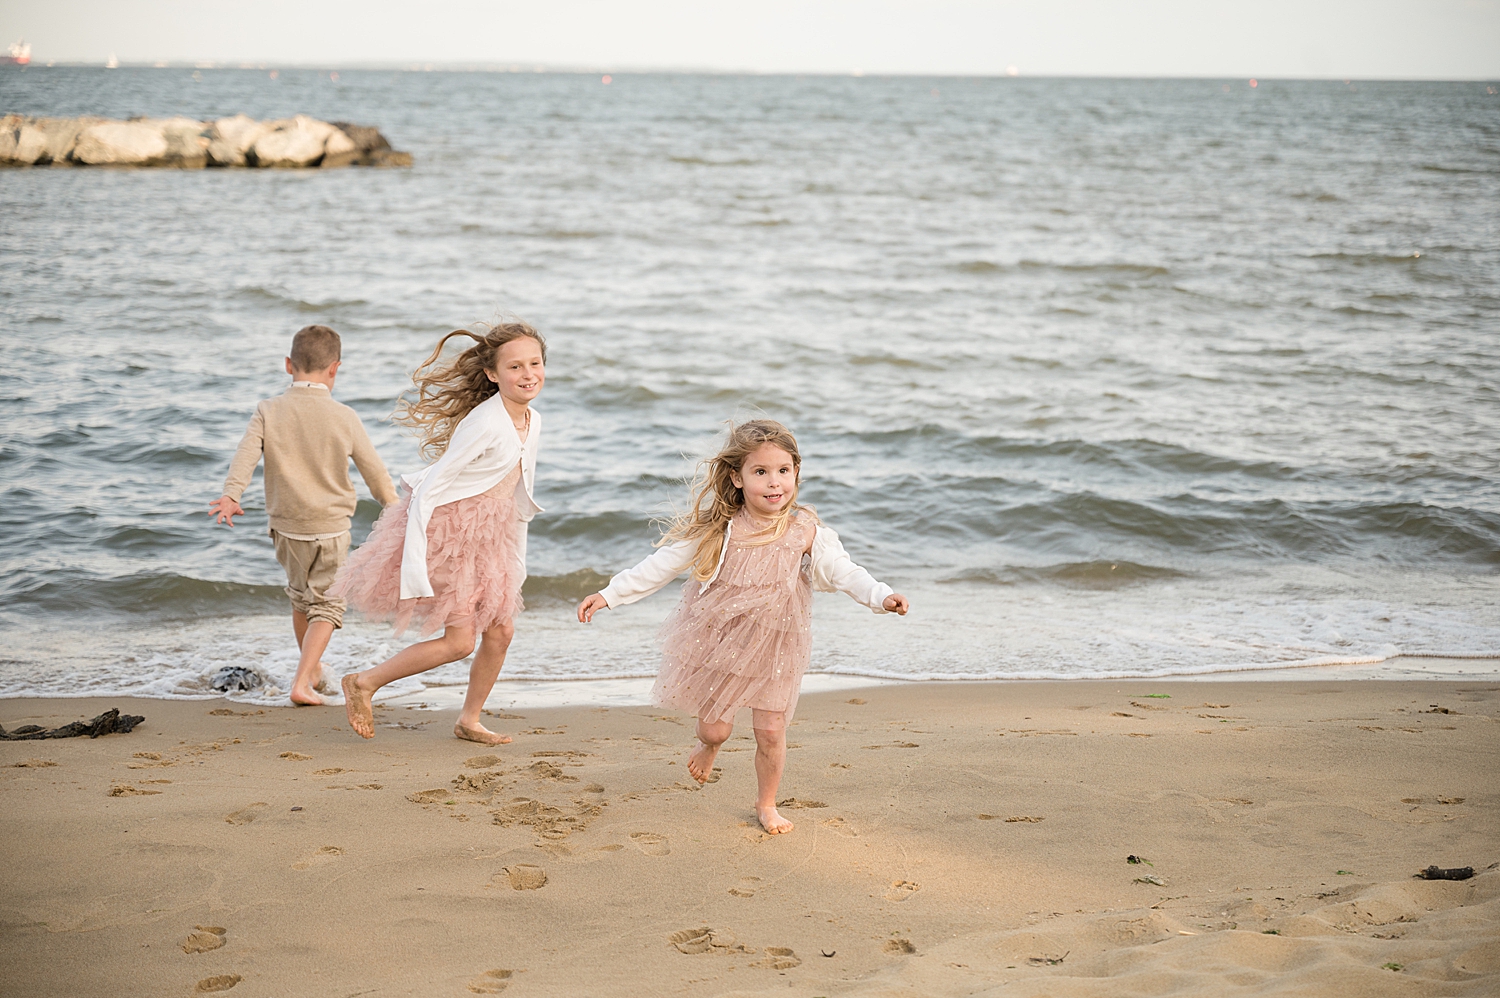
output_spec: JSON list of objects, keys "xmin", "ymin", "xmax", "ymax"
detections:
[
  {"xmin": 1416, "ymin": 865, "xmax": 1474, "ymax": 881},
  {"xmin": 0, "ymin": 707, "xmax": 145, "ymax": 740}
]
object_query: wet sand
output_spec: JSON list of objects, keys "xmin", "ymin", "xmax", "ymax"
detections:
[{"xmin": 1, "ymin": 680, "xmax": 1496, "ymax": 996}]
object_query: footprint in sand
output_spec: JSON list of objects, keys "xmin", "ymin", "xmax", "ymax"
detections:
[
  {"xmin": 498, "ymin": 865, "xmax": 547, "ymax": 890},
  {"xmin": 467, "ymin": 969, "xmax": 514, "ymax": 994},
  {"xmin": 1005, "ymin": 815, "xmax": 1044, "ymax": 823},
  {"xmin": 668, "ymin": 927, "xmax": 751, "ymax": 954},
  {"xmin": 291, "ymin": 846, "xmax": 344, "ymax": 870},
  {"xmin": 407, "ymin": 789, "xmax": 452, "ymax": 805},
  {"xmin": 776, "ymin": 797, "xmax": 827, "ymax": 809},
  {"xmin": 313, "ymin": 767, "xmax": 347, "ymax": 776},
  {"xmin": 224, "ymin": 803, "xmax": 268, "ymax": 825},
  {"xmin": 465, "ymin": 755, "xmax": 501, "ymax": 769},
  {"xmin": 195, "ymin": 974, "xmax": 241, "ymax": 993},
  {"xmin": 182, "ymin": 926, "xmax": 227, "ymax": 953},
  {"xmin": 883, "ymin": 938, "xmax": 916, "ymax": 955},
  {"xmin": 11, "ymin": 758, "xmax": 57, "ymax": 768},
  {"xmin": 278, "ymin": 751, "xmax": 312, "ymax": 761},
  {"xmin": 820, "ymin": 816, "xmax": 858, "ymax": 836},
  {"xmin": 582, "ymin": 782, "xmax": 605, "ymax": 793},
  {"xmin": 884, "ymin": 880, "xmax": 921, "ymax": 902},
  {"xmin": 751, "ymin": 946, "xmax": 802, "ymax": 969},
  {"xmin": 630, "ymin": 832, "xmax": 670, "ymax": 856},
  {"xmin": 109, "ymin": 784, "xmax": 162, "ymax": 797},
  {"xmin": 728, "ymin": 876, "xmax": 762, "ymax": 898}
]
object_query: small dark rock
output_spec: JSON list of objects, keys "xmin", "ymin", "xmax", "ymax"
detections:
[
  {"xmin": 1416, "ymin": 865, "xmax": 1474, "ymax": 881},
  {"xmin": 210, "ymin": 666, "xmax": 263, "ymax": 692}
]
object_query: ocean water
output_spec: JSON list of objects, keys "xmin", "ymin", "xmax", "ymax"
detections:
[{"xmin": 2, "ymin": 68, "xmax": 1498, "ymax": 706}]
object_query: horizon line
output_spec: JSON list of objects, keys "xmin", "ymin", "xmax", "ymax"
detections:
[{"xmin": 9, "ymin": 62, "xmax": 1500, "ymax": 83}]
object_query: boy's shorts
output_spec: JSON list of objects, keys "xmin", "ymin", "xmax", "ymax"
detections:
[{"xmin": 271, "ymin": 530, "xmax": 350, "ymax": 628}]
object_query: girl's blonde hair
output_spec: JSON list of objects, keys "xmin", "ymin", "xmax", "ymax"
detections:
[
  {"xmin": 395, "ymin": 321, "xmax": 547, "ymax": 460},
  {"xmin": 663, "ymin": 419, "xmax": 815, "ymax": 580}
]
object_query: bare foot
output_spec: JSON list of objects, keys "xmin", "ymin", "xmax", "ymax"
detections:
[
  {"xmin": 687, "ymin": 741, "xmax": 720, "ymax": 784},
  {"xmin": 289, "ymin": 685, "xmax": 323, "ymax": 707},
  {"xmin": 342, "ymin": 674, "xmax": 374, "ymax": 739},
  {"xmin": 454, "ymin": 722, "xmax": 512, "ymax": 746},
  {"xmin": 757, "ymin": 805, "xmax": 794, "ymax": 835}
]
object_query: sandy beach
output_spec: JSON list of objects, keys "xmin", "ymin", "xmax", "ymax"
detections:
[{"xmin": 1, "ymin": 679, "xmax": 1496, "ymax": 997}]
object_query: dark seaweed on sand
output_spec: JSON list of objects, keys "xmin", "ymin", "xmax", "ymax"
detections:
[{"xmin": 0, "ymin": 708, "xmax": 145, "ymax": 740}]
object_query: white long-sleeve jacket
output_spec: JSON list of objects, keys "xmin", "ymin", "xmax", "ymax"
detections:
[
  {"xmin": 598, "ymin": 516, "xmax": 894, "ymax": 612},
  {"xmin": 399, "ymin": 394, "xmax": 542, "ymax": 599}
]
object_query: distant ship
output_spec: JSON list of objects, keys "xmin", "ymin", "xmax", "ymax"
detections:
[
  {"xmin": 106, "ymin": 52, "xmax": 119, "ymax": 69},
  {"xmin": 2, "ymin": 40, "xmax": 31, "ymax": 66}
]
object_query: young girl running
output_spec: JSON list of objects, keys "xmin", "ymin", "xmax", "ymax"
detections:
[
  {"xmin": 577, "ymin": 420, "xmax": 909, "ymax": 834},
  {"xmin": 331, "ymin": 322, "xmax": 546, "ymax": 746}
]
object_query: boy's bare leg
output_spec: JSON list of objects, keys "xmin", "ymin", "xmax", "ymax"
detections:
[
  {"xmin": 454, "ymin": 620, "xmax": 515, "ymax": 745},
  {"xmin": 688, "ymin": 718, "xmax": 733, "ymax": 783},
  {"xmin": 753, "ymin": 720, "xmax": 793, "ymax": 834},
  {"xmin": 290, "ymin": 619, "xmax": 334, "ymax": 705},
  {"xmin": 343, "ymin": 624, "xmax": 476, "ymax": 739}
]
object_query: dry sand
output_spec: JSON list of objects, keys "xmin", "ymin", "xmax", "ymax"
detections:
[{"xmin": 1, "ymin": 680, "xmax": 1496, "ymax": 997}]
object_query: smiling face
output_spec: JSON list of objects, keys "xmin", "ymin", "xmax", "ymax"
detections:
[
  {"xmin": 485, "ymin": 335, "xmax": 545, "ymax": 408},
  {"xmin": 730, "ymin": 443, "xmax": 799, "ymax": 519}
]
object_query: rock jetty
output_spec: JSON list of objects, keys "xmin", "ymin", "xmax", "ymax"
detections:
[{"xmin": 0, "ymin": 114, "xmax": 412, "ymax": 168}]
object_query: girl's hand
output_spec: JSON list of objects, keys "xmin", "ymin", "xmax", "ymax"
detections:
[
  {"xmin": 577, "ymin": 593, "xmax": 610, "ymax": 623},
  {"xmin": 883, "ymin": 593, "xmax": 910, "ymax": 615}
]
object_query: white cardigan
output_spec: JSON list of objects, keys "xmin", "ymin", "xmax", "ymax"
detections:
[
  {"xmin": 598, "ymin": 516, "xmax": 894, "ymax": 612},
  {"xmin": 399, "ymin": 395, "xmax": 542, "ymax": 599}
]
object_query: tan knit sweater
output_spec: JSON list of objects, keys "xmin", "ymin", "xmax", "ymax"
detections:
[{"xmin": 222, "ymin": 385, "xmax": 398, "ymax": 535}]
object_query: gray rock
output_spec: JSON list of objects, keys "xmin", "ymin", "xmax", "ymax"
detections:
[
  {"xmin": 250, "ymin": 116, "xmax": 334, "ymax": 168},
  {"xmin": 207, "ymin": 113, "xmax": 269, "ymax": 166},
  {"xmin": 0, "ymin": 115, "xmax": 97, "ymax": 165},
  {"xmin": 0, "ymin": 114, "xmax": 409, "ymax": 168},
  {"xmin": 73, "ymin": 120, "xmax": 170, "ymax": 165},
  {"xmin": 151, "ymin": 116, "xmax": 210, "ymax": 167},
  {"xmin": 209, "ymin": 666, "xmax": 263, "ymax": 692},
  {"xmin": 321, "ymin": 126, "xmax": 358, "ymax": 168}
]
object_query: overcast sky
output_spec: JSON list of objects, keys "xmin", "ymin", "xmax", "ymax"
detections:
[{"xmin": 2, "ymin": 0, "xmax": 1497, "ymax": 78}]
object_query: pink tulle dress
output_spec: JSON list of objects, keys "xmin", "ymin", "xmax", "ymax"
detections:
[
  {"xmin": 331, "ymin": 464, "xmax": 524, "ymax": 637},
  {"xmin": 653, "ymin": 511, "xmax": 815, "ymax": 732}
]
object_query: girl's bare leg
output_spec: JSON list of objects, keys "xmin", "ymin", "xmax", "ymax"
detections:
[
  {"xmin": 454, "ymin": 620, "xmax": 515, "ymax": 745},
  {"xmin": 343, "ymin": 624, "xmax": 476, "ymax": 739},
  {"xmin": 754, "ymin": 718, "xmax": 793, "ymax": 834},
  {"xmin": 688, "ymin": 718, "xmax": 733, "ymax": 783}
]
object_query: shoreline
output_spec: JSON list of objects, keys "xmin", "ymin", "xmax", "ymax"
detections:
[
  {"xmin": 1, "ymin": 654, "xmax": 1494, "ymax": 713},
  {"xmin": 2, "ymin": 679, "xmax": 1495, "ymax": 996}
]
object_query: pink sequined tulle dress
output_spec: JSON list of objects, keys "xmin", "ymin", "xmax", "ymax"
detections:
[
  {"xmin": 653, "ymin": 511, "xmax": 815, "ymax": 731},
  {"xmin": 330, "ymin": 465, "xmax": 524, "ymax": 637}
]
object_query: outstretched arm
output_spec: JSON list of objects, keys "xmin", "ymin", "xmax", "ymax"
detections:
[
  {"xmin": 348, "ymin": 414, "xmax": 398, "ymax": 506},
  {"xmin": 810, "ymin": 525, "xmax": 906, "ymax": 614},
  {"xmin": 575, "ymin": 540, "xmax": 698, "ymax": 623},
  {"xmin": 215, "ymin": 406, "xmax": 265, "ymax": 527}
]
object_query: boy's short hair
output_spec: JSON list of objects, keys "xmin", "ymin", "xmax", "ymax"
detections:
[{"xmin": 290, "ymin": 325, "xmax": 342, "ymax": 373}]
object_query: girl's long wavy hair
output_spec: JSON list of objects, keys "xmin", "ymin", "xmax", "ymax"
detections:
[
  {"xmin": 662, "ymin": 419, "xmax": 814, "ymax": 580},
  {"xmin": 394, "ymin": 321, "xmax": 547, "ymax": 460}
]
